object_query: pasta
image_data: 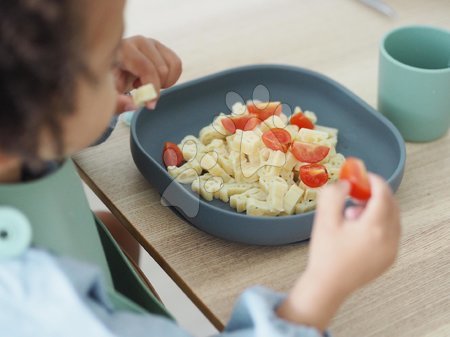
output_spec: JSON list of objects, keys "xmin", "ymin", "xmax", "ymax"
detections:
[
  {"xmin": 131, "ymin": 83, "xmax": 157, "ymax": 106},
  {"xmin": 166, "ymin": 101, "xmax": 345, "ymax": 216}
]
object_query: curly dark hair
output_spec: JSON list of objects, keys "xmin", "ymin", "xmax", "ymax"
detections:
[{"xmin": 0, "ymin": 0, "xmax": 87, "ymax": 160}]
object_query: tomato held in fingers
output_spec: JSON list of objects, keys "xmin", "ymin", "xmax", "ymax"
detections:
[
  {"xmin": 247, "ymin": 101, "xmax": 282, "ymax": 121},
  {"xmin": 163, "ymin": 142, "xmax": 184, "ymax": 167},
  {"xmin": 300, "ymin": 164, "xmax": 329, "ymax": 188},
  {"xmin": 290, "ymin": 112, "xmax": 314, "ymax": 129},
  {"xmin": 290, "ymin": 141, "xmax": 330, "ymax": 163},
  {"xmin": 262, "ymin": 128, "xmax": 292, "ymax": 152},
  {"xmin": 339, "ymin": 157, "xmax": 371, "ymax": 201},
  {"xmin": 221, "ymin": 116, "xmax": 261, "ymax": 134}
]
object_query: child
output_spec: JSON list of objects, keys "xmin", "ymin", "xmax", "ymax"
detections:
[{"xmin": 0, "ymin": 0, "xmax": 401, "ymax": 336}]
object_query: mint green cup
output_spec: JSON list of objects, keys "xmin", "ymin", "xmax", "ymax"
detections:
[{"xmin": 378, "ymin": 25, "xmax": 450, "ymax": 142}]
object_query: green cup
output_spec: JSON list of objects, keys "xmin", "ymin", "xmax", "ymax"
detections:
[{"xmin": 378, "ymin": 25, "xmax": 450, "ymax": 142}]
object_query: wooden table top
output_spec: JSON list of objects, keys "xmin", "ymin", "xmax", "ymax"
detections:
[{"xmin": 74, "ymin": 1, "xmax": 450, "ymax": 336}]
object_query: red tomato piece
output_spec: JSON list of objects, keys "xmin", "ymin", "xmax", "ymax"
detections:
[
  {"xmin": 221, "ymin": 116, "xmax": 261, "ymax": 134},
  {"xmin": 290, "ymin": 112, "xmax": 314, "ymax": 129},
  {"xmin": 163, "ymin": 142, "xmax": 184, "ymax": 167},
  {"xmin": 247, "ymin": 101, "xmax": 282, "ymax": 121},
  {"xmin": 262, "ymin": 128, "xmax": 292, "ymax": 152},
  {"xmin": 339, "ymin": 157, "xmax": 371, "ymax": 201},
  {"xmin": 233, "ymin": 116, "xmax": 260, "ymax": 131},
  {"xmin": 290, "ymin": 141, "xmax": 330, "ymax": 163},
  {"xmin": 221, "ymin": 118, "xmax": 236, "ymax": 134},
  {"xmin": 299, "ymin": 164, "xmax": 329, "ymax": 188}
]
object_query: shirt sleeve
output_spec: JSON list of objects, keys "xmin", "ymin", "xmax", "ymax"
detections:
[
  {"xmin": 56, "ymin": 253, "xmax": 329, "ymax": 337},
  {"xmin": 0, "ymin": 249, "xmax": 330, "ymax": 337},
  {"xmin": 88, "ymin": 286, "xmax": 329, "ymax": 337},
  {"xmin": 222, "ymin": 286, "xmax": 330, "ymax": 337}
]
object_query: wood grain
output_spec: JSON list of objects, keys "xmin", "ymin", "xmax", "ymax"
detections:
[{"xmin": 74, "ymin": 1, "xmax": 450, "ymax": 336}]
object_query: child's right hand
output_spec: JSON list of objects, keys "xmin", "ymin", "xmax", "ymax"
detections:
[{"xmin": 277, "ymin": 174, "xmax": 401, "ymax": 331}]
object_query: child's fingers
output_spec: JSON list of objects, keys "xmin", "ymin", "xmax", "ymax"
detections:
[
  {"xmin": 120, "ymin": 43, "xmax": 162, "ymax": 94},
  {"xmin": 116, "ymin": 94, "xmax": 137, "ymax": 114},
  {"xmin": 344, "ymin": 205, "xmax": 365, "ymax": 220},
  {"xmin": 315, "ymin": 181, "xmax": 350, "ymax": 228},
  {"xmin": 361, "ymin": 174, "xmax": 401, "ymax": 262},
  {"xmin": 145, "ymin": 101, "xmax": 157, "ymax": 110},
  {"xmin": 360, "ymin": 174, "xmax": 396, "ymax": 225},
  {"xmin": 135, "ymin": 38, "xmax": 170, "ymax": 88},
  {"xmin": 114, "ymin": 67, "xmax": 131, "ymax": 93},
  {"xmin": 155, "ymin": 41, "xmax": 182, "ymax": 88}
]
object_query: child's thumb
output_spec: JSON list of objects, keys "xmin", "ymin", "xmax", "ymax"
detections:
[
  {"xmin": 314, "ymin": 181, "xmax": 350, "ymax": 228},
  {"xmin": 116, "ymin": 94, "xmax": 137, "ymax": 114}
]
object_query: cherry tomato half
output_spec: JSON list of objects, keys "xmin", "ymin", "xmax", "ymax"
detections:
[
  {"xmin": 221, "ymin": 116, "xmax": 261, "ymax": 134},
  {"xmin": 290, "ymin": 112, "xmax": 314, "ymax": 130},
  {"xmin": 290, "ymin": 141, "xmax": 330, "ymax": 163},
  {"xmin": 163, "ymin": 142, "xmax": 184, "ymax": 167},
  {"xmin": 247, "ymin": 101, "xmax": 282, "ymax": 121},
  {"xmin": 299, "ymin": 164, "xmax": 329, "ymax": 188},
  {"xmin": 339, "ymin": 157, "xmax": 371, "ymax": 201},
  {"xmin": 262, "ymin": 128, "xmax": 292, "ymax": 152}
]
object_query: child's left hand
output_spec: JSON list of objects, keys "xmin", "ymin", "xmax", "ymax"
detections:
[{"xmin": 114, "ymin": 36, "xmax": 182, "ymax": 112}]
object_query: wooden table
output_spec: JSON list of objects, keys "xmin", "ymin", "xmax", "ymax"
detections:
[{"xmin": 74, "ymin": 1, "xmax": 450, "ymax": 336}]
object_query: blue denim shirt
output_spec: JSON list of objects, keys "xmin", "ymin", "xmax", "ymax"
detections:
[{"xmin": 0, "ymin": 249, "xmax": 329, "ymax": 337}]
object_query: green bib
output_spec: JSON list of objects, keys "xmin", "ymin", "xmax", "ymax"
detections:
[{"xmin": 0, "ymin": 159, "xmax": 171, "ymax": 319}]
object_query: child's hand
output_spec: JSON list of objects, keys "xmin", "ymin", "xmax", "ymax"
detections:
[
  {"xmin": 115, "ymin": 36, "xmax": 182, "ymax": 111},
  {"xmin": 277, "ymin": 174, "xmax": 401, "ymax": 331},
  {"xmin": 308, "ymin": 173, "xmax": 400, "ymax": 294}
]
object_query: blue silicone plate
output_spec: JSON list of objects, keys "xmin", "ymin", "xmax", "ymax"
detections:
[{"xmin": 131, "ymin": 65, "xmax": 405, "ymax": 245}]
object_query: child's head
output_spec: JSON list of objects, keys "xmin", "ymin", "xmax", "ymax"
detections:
[{"xmin": 0, "ymin": 0, "xmax": 125, "ymax": 165}]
